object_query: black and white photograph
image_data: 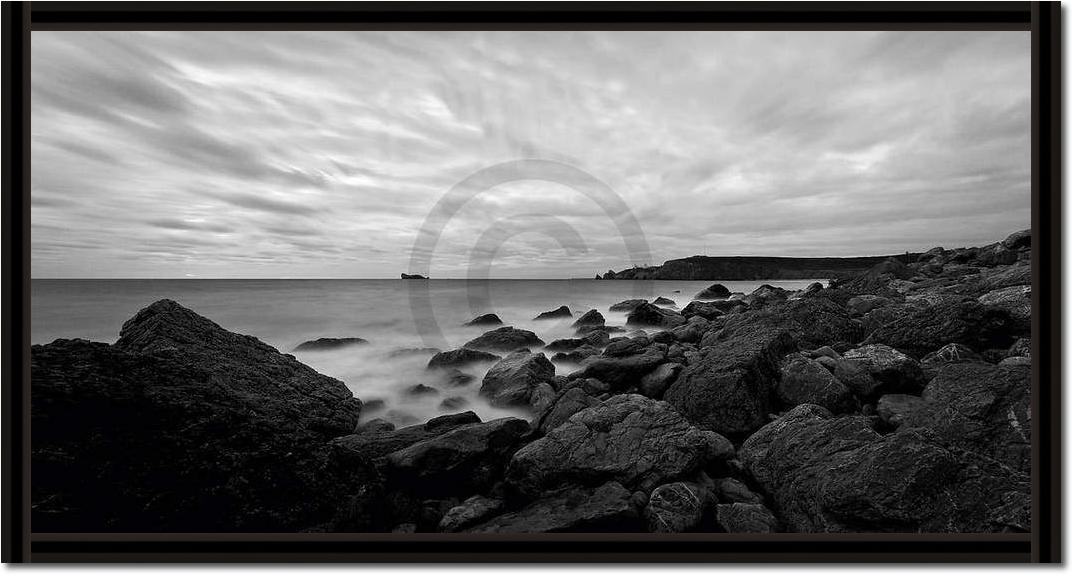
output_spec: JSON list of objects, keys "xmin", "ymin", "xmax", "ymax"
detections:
[{"xmin": 23, "ymin": 23, "xmax": 1042, "ymax": 542}]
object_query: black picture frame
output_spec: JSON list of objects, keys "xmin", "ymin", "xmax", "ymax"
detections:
[{"xmin": 1, "ymin": 1, "xmax": 1061, "ymax": 563}]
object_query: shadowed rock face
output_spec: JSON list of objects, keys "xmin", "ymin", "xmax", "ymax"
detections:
[
  {"xmin": 426, "ymin": 348, "xmax": 500, "ymax": 369},
  {"xmin": 464, "ymin": 313, "xmax": 503, "ymax": 327},
  {"xmin": 466, "ymin": 481, "xmax": 641, "ymax": 533},
  {"xmin": 506, "ymin": 394, "xmax": 733, "ymax": 498},
  {"xmin": 463, "ymin": 326, "xmax": 545, "ymax": 352},
  {"xmin": 739, "ymin": 405, "xmax": 1029, "ymax": 533},
  {"xmin": 534, "ymin": 305, "xmax": 572, "ymax": 320},
  {"xmin": 31, "ymin": 299, "xmax": 372, "ymax": 532},
  {"xmin": 479, "ymin": 351, "xmax": 556, "ymax": 409},
  {"xmin": 865, "ymin": 299, "xmax": 1016, "ymax": 358},
  {"xmin": 294, "ymin": 337, "xmax": 368, "ymax": 351}
]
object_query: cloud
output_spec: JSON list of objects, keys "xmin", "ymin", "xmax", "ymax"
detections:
[{"xmin": 30, "ymin": 31, "xmax": 1030, "ymax": 278}]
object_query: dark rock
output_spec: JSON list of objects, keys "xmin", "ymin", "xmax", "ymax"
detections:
[
  {"xmin": 405, "ymin": 384, "xmax": 439, "ymax": 396},
  {"xmin": 638, "ymin": 362, "xmax": 682, "ymax": 399},
  {"xmin": 920, "ymin": 343, "xmax": 984, "ymax": 379},
  {"xmin": 626, "ymin": 302, "xmax": 687, "ymax": 328},
  {"xmin": 609, "ymin": 299, "xmax": 647, "ymax": 312},
  {"xmin": 739, "ymin": 404, "xmax": 1029, "ymax": 532},
  {"xmin": 427, "ymin": 348, "xmax": 501, "ymax": 369},
  {"xmin": 975, "ymin": 243, "xmax": 1019, "ymax": 267},
  {"xmin": 846, "ymin": 295, "xmax": 892, "ymax": 317},
  {"xmin": 714, "ymin": 478, "xmax": 764, "ymax": 504},
  {"xmin": 1002, "ymin": 229, "xmax": 1031, "ymax": 250},
  {"xmin": 777, "ymin": 354, "xmax": 856, "ymax": 413},
  {"xmin": 653, "ymin": 296, "xmax": 677, "ymax": 306},
  {"xmin": 838, "ymin": 344, "xmax": 925, "ymax": 399},
  {"xmin": 545, "ymin": 330, "xmax": 609, "ymax": 352},
  {"xmin": 438, "ymin": 495, "xmax": 504, "ymax": 532},
  {"xmin": 387, "ymin": 347, "xmax": 441, "ymax": 359},
  {"xmin": 466, "ymin": 482, "xmax": 641, "ymax": 533},
  {"xmin": 362, "ymin": 399, "xmax": 387, "ymax": 412},
  {"xmin": 876, "ymin": 394, "xmax": 926, "ymax": 429},
  {"xmin": 900, "ymin": 362, "xmax": 1030, "ymax": 473},
  {"xmin": 31, "ymin": 300, "xmax": 371, "ymax": 532},
  {"xmin": 480, "ymin": 351, "xmax": 556, "ymax": 409},
  {"xmin": 645, "ymin": 482, "xmax": 711, "ymax": 533},
  {"xmin": 391, "ymin": 522, "xmax": 417, "ymax": 533},
  {"xmin": 664, "ymin": 325, "xmax": 796, "ymax": 438},
  {"xmin": 442, "ymin": 368, "xmax": 475, "ymax": 387},
  {"xmin": 681, "ymin": 300, "xmax": 740, "ymax": 319},
  {"xmin": 464, "ymin": 314, "xmax": 503, "ymax": 327},
  {"xmin": 355, "ymin": 418, "xmax": 395, "ymax": 434},
  {"xmin": 1007, "ymin": 338, "xmax": 1031, "ymax": 358},
  {"xmin": 529, "ymin": 383, "xmax": 557, "ymax": 414},
  {"xmin": 865, "ymin": 298, "xmax": 1016, "ymax": 358},
  {"xmin": 977, "ymin": 285, "xmax": 1031, "ymax": 334},
  {"xmin": 534, "ymin": 305, "xmax": 572, "ymax": 320},
  {"xmin": 743, "ymin": 284, "xmax": 790, "ymax": 307},
  {"xmin": 572, "ymin": 309, "xmax": 606, "ymax": 327},
  {"xmin": 550, "ymin": 346, "xmax": 601, "ymax": 364},
  {"xmin": 439, "ymin": 396, "xmax": 469, "ymax": 410},
  {"xmin": 332, "ymin": 411, "xmax": 482, "ymax": 461},
  {"xmin": 532, "ymin": 387, "xmax": 600, "ymax": 434},
  {"xmin": 565, "ymin": 340, "xmax": 666, "ymax": 389},
  {"xmin": 719, "ymin": 297, "xmax": 863, "ymax": 349},
  {"xmin": 383, "ymin": 418, "xmax": 531, "ymax": 498},
  {"xmin": 400, "ymin": 274, "xmax": 427, "ymax": 280},
  {"xmin": 576, "ymin": 324, "xmax": 625, "ymax": 336},
  {"xmin": 507, "ymin": 394, "xmax": 733, "ymax": 497},
  {"xmin": 716, "ymin": 503, "xmax": 780, "ymax": 533},
  {"xmin": 464, "ymin": 326, "xmax": 545, "ymax": 352},
  {"xmin": 695, "ymin": 283, "xmax": 731, "ymax": 300},
  {"xmin": 1000, "ymin": 356, "xmax": 1031, "ymax": 367},
  {"xmin": 292, "ymin": 337, "xmax": 369, "ymax": 352}
]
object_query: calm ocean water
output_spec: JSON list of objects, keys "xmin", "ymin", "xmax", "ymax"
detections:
[{"xmin": 32, "ymin": 278, "xmax": 821, "ymax": 425}]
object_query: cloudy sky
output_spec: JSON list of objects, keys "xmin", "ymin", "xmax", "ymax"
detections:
[{"xmin": 31, "ymin": 31, "xmax": 1030, "ymax": 279}]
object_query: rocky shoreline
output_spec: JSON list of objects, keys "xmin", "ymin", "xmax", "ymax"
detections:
[{"xmin": 31, "ymin": 231, "xmax": 1032, "ymax": 533}]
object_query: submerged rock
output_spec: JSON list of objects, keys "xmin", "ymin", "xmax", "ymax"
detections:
[
  {"xmin": 427, "ymin": 348, "xmax": 501, "ymax": 369},
  {"xmin": 653, "ymin": 296, "xmax": 677, "ymax": 306},
  {"xmin": 463, "ymin": 326, "xmax": 545, "ymax": 352},
  {"xmin": 479, "ymin": 350, "xmax": 556, "ymax": 409},
  {"xmin": 626, "ymin": 302, "xmax": 687, "ymax": 328},
  {"xmin": 572, "ymin": 309, "xmax": 606, "ymax": 328},
  {"xmin": 694, "ymin": 283, "xmax": 731, "ymax": 300},
  {"xmin": 534, "ymin": 305, "xmax": 572, "ymax": 320},
  {"xmin": 464, "ymin": 313, "xmax": 504, "ymax": 327},
  {"xmin": 609, "ymin": 299, "xmax": 647, "ymax": 312},
  {"xmin": 293, "ymin": 337, "xmax": 368, "ymax": 352}
]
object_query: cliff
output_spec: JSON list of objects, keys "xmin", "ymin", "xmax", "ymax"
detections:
[{"xmin": 597, "ymin": 254, "xmax": 917, "ymax": 281}]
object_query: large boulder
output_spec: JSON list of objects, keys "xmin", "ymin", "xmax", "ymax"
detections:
[
  {"xmin": 899, "ymin": 362, "xmax": 1031, "ymax": 474},
  {"xmin": 565, "ymin": 338, "xmax": 667, "ymax": 389},
  {"xmin": 977, "ymin": 285, "xmax": 1031, "ymax": 334},
  {"xmin": 332, "ymin": 411, "xmax": 482, "ymax": 460},
  {"xmin": 531, "ymin": 387, "xmax": 600, "ymax": 434},
  {"xmin": 846, "ymin": 295, "xmax": 891, "ymax": 318},
  {"xmin": 777, "ymin": 354, "xmax": 856, "ymax": 413},
  {"xmin": 739, "ymin": 405, "xmax": 1030, "ymax": 532},
  {"xmin": 664, "ymin": 325, "xmax": 796, "ymax": 437},
  {"xmin": 919, "ymin": 343, "xmax": 984, "ymax": 379},
  {"xmin": 534, "ymin": 305, "xmax": 572, "ymax": 320},
  {"xmin": 427, "ymin": 348, "xmax": 501, "ymax": 369},
  {"xmin": 31, "ymin": 300, "xmax": 374, "ymax": 532},
  {"xmin": 645, "ymin": 482, "xmax": 713, "ymax": 533},
  {"xmin": 383, "ymin": 417, "xmax": 531, "ymax": 498},
  {"xmin": 625, "ymin": 302, "xmax": 687, "ymax": 328},
  {"xmin": 639, "ymin": 362, "xmax": 682, "ymax": 399},
  {"xmin": 609, "ymin": 299, "xmax": 647, "ymax": 312},
  {"xmin": 1002, "ymin": 229, "xmax": 1031, "ymax": 250},
  {"xmin": 479, "ymin": 351, "xmax": 556, "ymax": 409},
  {"xmin": 694, "ymin": 283, "xmax": 731, "ymax": 300},
  {"xmin": 742, "ymin": 284, "xmax": 790, "ymax": 307},
  {"xmin": 466, "ymin": 481, "xmax": 641, "ymax": 532},
  {"xmin": 464, "ymin": 313, "xmax": 503, "ymax": 327},
  {"xmin": 718, "ymin": 297, "xmax": 862, "ymax": 349},
  {"xmin": 463, "ymin": 327, "xmax": 545, "ymax": 352},
  {"xmin": 506, "ymin": 395, "xmax": 733, "ymax": 498},
  {"xmin": 837, "ymin": 344, "xmax": 925, "ymax": 399},
  {"xmin": 865, "ymin": 298, "xmax": 1016, "ymax": 358},
  {"xmin": 682, "ymin": 300, "xmax": 741, "ymax": 319},
  {"xmin": 571, "ymin": 309, "xmax": 606, "ymax": 328}
]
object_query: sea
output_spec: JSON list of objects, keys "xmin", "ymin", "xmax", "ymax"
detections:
[{"xmin": 31, "ymin": 278, "xmax": 823, "ymax": 427}]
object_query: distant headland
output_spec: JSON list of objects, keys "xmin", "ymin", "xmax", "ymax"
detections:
[
  {"xmin": 596, "ymin": 254, "xmax": 919, "ymax": 281},
  {"xmin": 401, "ymin": 273, "xmax": 428, "ymax": 280}
]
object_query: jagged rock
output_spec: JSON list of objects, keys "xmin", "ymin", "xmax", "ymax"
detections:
[
  {"xmin": 664, "ymin": 325, "xmax": 796, "ymax": 437},
  {"xmin": 530, "ymin": 382, "xmax": 557, "ymax": 413},
  {"xmin": 609, "ymin": 299, "xmax": 647, "ymax": 312},
  {"xmin": 716, "ymin": 503, "xmax": 780, "ymax": 533},
  {"xmin": 865, "ymin": 298, "xmax": 1015, "ymax": 358},
  {"xmin": 920, "ymin": 343, "xmax": 983, "ymax": 379},
  {"xmin": 846, "ymin": 295, "xmax": 892, "ymax": 317},
  {"xmin": 463, "ymin": 327, "xmax": 545, "ymax": 352},
  {"xmin": 874, "ymin": 395, "xmax": 923, "ymax": 429},
  {"xmin": 545, "ymin": 330, "xmax": 610, "ymax": 352},
  {"xmin": 718, "ymin": 297, "xmax": 862, "ymax": 349},
  {"xmin": 550, "ymin": 346, "xmax": 601, "ymax": 364},
  {"xmin": 332, "ymin": 411, "xmax": 482, "ymax": 460},
  {"xmin": 467, "ymin": 481, "xmax": 641, "ymax": 533},
  {"xmin": 739, "ymin": 405, "xmax": 1029, "ymax": 532},
  {"xmin": 293, "ymin": 337, "xmax": 368, "ymax": 351},
  {"xmin": 532, "ymin": 387, "xmax": 600, "ymax": 434},
  {"xmin": 777, "ymin": 354, "xmax": 856, "ymax": 413},
  {"xmin": 626, "ymin": 302, "xmax": 687, "ymax": 328},
  {"xmin": 645, "ymin": 482, "xmax": 711, "ymax": 533},
  {"xmin": 383, "ymin": 417, "xmax": 531, "ymax": 498},
  {"xmin": 480, "ymin": 351, "xmax": 556, "ymax": 409},
  {"xmin": 572, "ymin": 309, "xmax": 606, "ymax": 327},
  {"xmin": 653, "ymin": 296, "xmax": 677, "ymax": 306},
  {"xmin": 438, "ymin": 495, "xmax": 504, "ymax": 532},
  {"xmin": 639, "ymin": 362, "xmax": 682, "ymax": 399},
  {"xmin": 695, "ymin": 283, "xmax": 731, "ymax": 300},
  {"xmin": 1000, "ymin": 356, "xmax": 1031, "ymax": 367},
  {"xmin": 427, "ymin": 348, "xmax": 501, "ymax": 369},
  {"xmin": 465, "ymin": 313, "xmax": 503, "ymax": 327},
  {"xmin": 1003, "ymin": 229, "xmax": 1031, "ymax": 250},
  {"xmin": 507, "ymin": 395, "xmax": 733, "ymax": 498},
  {"xmin": 837, "ymin": 344, "xmax": 925, "ymax": 399},
  {"xmin": 1007, "ymin": 338, "xmax": 1031, "ymax": 358},
  {"xmin": 899, "ymin": 362, "xmax": 1031, "ymax": 473},
  {"xmin": 743, "ymin": 284, "xmax": 790, "ymax": 307},
  {"xmin": 356, "ymin": 418, "xmax": 396, "ymax": 434},
  {"xmin": 713, "ymin": 478, "xmax": 764, "ymax": 504},
  {"xmin": 978, "ymin": 285, "xmax": 1031, "ymax": 333},
  {"xmin": 534, "ymin": 305, "xmax": 572, "ymax": 320},
  {"xmin": 565, "ymin": 338, "xmax": 666, "ymax": 389},
  {"xmin": 31, "ymin": 300, "xmax": 373, "ymax": 532},
  {"xmin": 681, "ymin": 300, "xmax": 740, "ymax": 319}
]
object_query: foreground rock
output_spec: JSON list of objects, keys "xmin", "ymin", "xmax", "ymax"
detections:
[
  {"xmin": 777, "ymin": 354, "xmax": 856, "ymax": 413},
  {"xmin": 506, "ymin": 394, "xmax": 733, "ymax": 498},
  {"xmin": 467, "ymin": 482, "xmax": 641, "ymax": 532},
  {"xmin": 739, "ymin": 405, "xmax": 1029, "ymax": 532},
  {"xmin": 564, "ymin": 337, "xmax": 666, "ymax": 389},
  {"xmin": 625, "ymin": 302, "xmax": 687, "ymax": 328},
  {"xmin": 836, "ymin": 344, "xmax": 925, "ymax": 399},
  {"xmin": 293, "ymin": 337, "xmax": 368, "ymax": 351},
  {"xmin": 479, "ymin": 351, "xmax": 556, "ymax": 409},
  {"xmin": 31, "ymin": 300, "xmax": 371, "ymax": 532},
  {"xmin": 645, "ymin": 482, "xmax": 712, "ymax": 533},
  {"xmin": 865, "ymin": 298, "xmax": 1015, "ymax": 358},
  {"xmin": 463, "ymin": 326, "xmax": 545, "ymax": 352},
  {"xmin": 572, "ymin": 309, "xmax": 606, "ymax": 328},
  {"xmin": 332, "ymin": 411, "xmax": 482, "ymax": 460}
]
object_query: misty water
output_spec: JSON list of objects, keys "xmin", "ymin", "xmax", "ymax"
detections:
[{"xmin": 32, "ymin": 278, "xmax": 822, "ymax": 427}]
